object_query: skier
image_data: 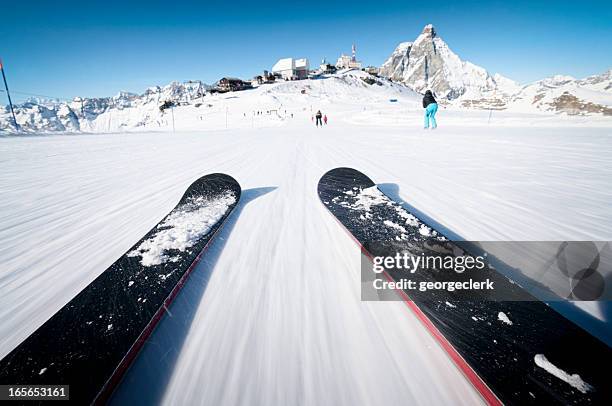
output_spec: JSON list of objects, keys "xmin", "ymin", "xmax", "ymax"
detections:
[
  {"xmin": 422, "ymin": 90, "xmax": 438, "ymax": 129},
  {"xmin": 315, "ymin": 110, "xmax": 323, "ymax": 127},
  {"xmin": 323, "ymin": 114, "xmax": 328, "ymax": 125}
]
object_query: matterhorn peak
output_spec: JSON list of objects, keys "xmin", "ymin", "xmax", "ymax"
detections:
[
  {"xmin": 380, "ymin": 24, "xmax": 510, "ymax": 100},
  {"xmin": 421, "ymin": 24, "xmax": 436, "ymax": 38}
]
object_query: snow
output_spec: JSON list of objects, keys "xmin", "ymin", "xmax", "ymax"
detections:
[
  {"xmin": 340, "ymin": 186, "xmax": 391, "ymax": 212},
  {"xmin": 0, "ymin": 71, "xmax": 610, "ymax": 405},
  {"xmin": 383, "ymin": 220, "xmax": 407, "ymax": 233},
  {"xmin": 509, "ymin": 72, "xmax": 612, "ymax": 113},
  {"xmin": 534, "ymin": 354, "xmax": 593, "ymax": 394},
  {"xmin": 497, "ymin": 312, "xmax": 513, "ymax": 325},
  {"xmin": 3, "ymin": 67, "xmax": 611, "ymax": 135},
  {"xmin": 338, "ymin": 185, "xmax": 439, "ymax": 239},
  {"xmin": 128, "ymin": 191, "xmax": 236, "ymax": 266},
  {"xmin": 418, "ymin": 224, "xmax": 433, "ymax": 236},
  {"xmin": 376, "ymin": 24, "xmax": 610, "ymax": 113}
]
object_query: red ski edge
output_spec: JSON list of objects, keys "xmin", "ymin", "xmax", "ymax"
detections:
[
  {"xmin": 324, "ymin": 207, "xmax": 503, "ymax": 406},
  {"xmin": 93, "ymin": 209, "xmax": 236, "ymax": 405}
]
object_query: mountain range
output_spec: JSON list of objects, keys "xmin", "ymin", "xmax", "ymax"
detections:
[
  {"xmin": 1, "ymin": 25, "xmax": 610, "ymax": 133},
  {"xmin": 380, "ymin": 24, "xmax": 611, "ymax": 115}
]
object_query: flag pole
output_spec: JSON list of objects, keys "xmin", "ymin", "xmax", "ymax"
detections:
[{"xmin": 0, "ymin": 58, "xmax": 19, "ymax": 131}]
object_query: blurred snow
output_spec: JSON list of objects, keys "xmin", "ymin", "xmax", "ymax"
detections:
[{"xmin": 0, "ymin": 73, "xmax": 610, "ymax": 404}]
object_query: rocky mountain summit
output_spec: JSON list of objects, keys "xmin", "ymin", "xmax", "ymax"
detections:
[
  {"xmin": 379, "ymin": 25, "xmax": 611, "ymax": 115},
  {"xmin": 379, "ymin": 24, "xmax": 520, "ymax": 101}
]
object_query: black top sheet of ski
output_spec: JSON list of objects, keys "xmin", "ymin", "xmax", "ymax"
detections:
[
  {"xmin": 0, "ymin": 173, "xmax": 241, "ymax": 404},
  {"xmin": 318, "ymin": 167, "xmax": 611, "ymax": 405}
]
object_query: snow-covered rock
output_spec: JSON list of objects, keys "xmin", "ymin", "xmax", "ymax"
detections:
[
  {"xmin": 2, "ymin": 100, "xmax": 80, "ymax": 132},
  {"xmin": 0, "ymin": 72, "xmax": 421, "ymax": 134},
  {"xmin": 379, "ymin": 24, "xmax": 518, "ymax": 102},
  {"xmin": 0, "ymin": 80, "xmax": 211, "ymax": 134},
  {"xmin": 379, "ymin": 25, "xmax": 610, "ymax": 116},
  {"xmin": 509, "ymin": 70, "xmax": 612, "ymax": 115},
  {"xmin": 1, "ymin": 43, "xmax": 610, "ymax": 134}
]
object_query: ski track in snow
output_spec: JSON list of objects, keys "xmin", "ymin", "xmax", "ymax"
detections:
[{"xmin": 0, "ymin": 106, "xmax": 611, "ymax": 405}]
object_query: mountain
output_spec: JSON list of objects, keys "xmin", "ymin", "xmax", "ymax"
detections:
[
  {"xmin": 507, "ymin": 70, "xmax": 612, "ymax": 115},
  {"xmin": 0, "ymin": 72, "xmax": 419, "ymax": 134},
  {"xmin": 2, "ymin": 29, "xmax": 611, "ymax": 134},
  {"xmin": 0, "ymin": 81, "xmax": 210, "ymax": 133},
  {"xmin": 379, "ymin": 24, "xmax": 520, "ymax": 102},
  {"xmin": 379, "ymin": 25, "xmax": 611, "ymax": 116}
]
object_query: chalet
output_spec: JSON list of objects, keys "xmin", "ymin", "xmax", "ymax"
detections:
[
  {"xmin": 217, "ymin": 77, "xmax": 253, "ymax": 93},
  {"xmin": 319, "ymin": 59, "xmax": 337, "ymax": 74},
  {"xmin": 271, "ymin": 58, "xmax": 310, "ymax": 80},
  {"xmin": 252, "ymin": 76, "xmax": 263, "ymax": 86},
  {"xmin": 364, "ymin": 66, "xmax": 380, "ymax": 76},
  {"xmin": 253, "ymin": 70, "xmax": 276, "ymax": 85}
]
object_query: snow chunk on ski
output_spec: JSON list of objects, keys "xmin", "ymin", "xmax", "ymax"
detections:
[
  {"xmin": 339, "ymin": 186, "xmax": 389, "ymax": 212},
  {"xmin": 129, "ymin": 191, "xmax": 236, "ymax": 266},
  {"xmin": 498, "ymin": 312, "xmax": 513, "ymax": 325},
  {"xmin": 336, "ymin": 186, "xmax": 436, "ymax": 232},
  {"xmin": 534, "ymin": 354, "xmax": 593, "ymax": 394}
]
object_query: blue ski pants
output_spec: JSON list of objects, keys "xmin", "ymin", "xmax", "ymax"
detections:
[{"xmin": 424, "ymin": 103, "xmax": 438, "ymax": 128}]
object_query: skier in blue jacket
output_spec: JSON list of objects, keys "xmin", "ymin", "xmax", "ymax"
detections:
[{"xmin": 422, "ymin": 90, "xmax": 438, "ymax": 129}]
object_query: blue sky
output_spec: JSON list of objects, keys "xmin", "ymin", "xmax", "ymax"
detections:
[{"xmin": 1, "ymin": 0, "xmax": 610, "ymax": 102}]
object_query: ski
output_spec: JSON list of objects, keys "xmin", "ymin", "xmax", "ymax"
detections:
[
  {"xmin": 0, "ymin": 173, "xmax": 241, "ymax": 404},
  {"xmin": 318, "ymin": 167, "xmax": 610, "ymax": 406}
]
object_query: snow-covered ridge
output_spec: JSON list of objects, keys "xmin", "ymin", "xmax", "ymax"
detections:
[
  {"xmin": 379, "ymin": 25, "xmax": 611, "ymax": 115},
  {"xmin": 2, "ymin": 25, "xmax": 611, "ymax": 134},
  {"xmin": 0, "ymin": 80, "xmax": 210, "ymax": 133},
  {"xmin": 0, "ymin": 71, "xmax": 418, "ymax": 134},
  {"xmin": 508, "ymin": 71, "xmax": 612, "ymax": 115},
  {"xmin": 379, "ymin": 24, "xmax": 520, "ymax": 101}
]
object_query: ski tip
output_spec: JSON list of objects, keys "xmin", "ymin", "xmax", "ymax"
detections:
[
  {"xmin": 194, "ymin": 172, "xmax": 240, "ymax": 188},
  {"xmin": 181, "ymin": 173, "xmax": 242, "ymax": 204},
  {"xmin": 318, "ymin": 167, "xmax": 376, "ymax": 196}
]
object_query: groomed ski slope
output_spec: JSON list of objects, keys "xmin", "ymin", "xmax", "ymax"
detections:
[{"xmin": 1, "ymin": 74, "xmax": 611, "ymax": 405}]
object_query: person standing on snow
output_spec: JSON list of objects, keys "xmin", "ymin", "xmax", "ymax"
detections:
[
  {"xmin": 422, "ymin": 90, "xmax": 438, "ymax": 129},
  {"xmin": 315, "ymin": 110, "xmax": 323, "ymax": 127},
  {"xmin": 323, "ymin": 114, "xmax": 328, "ymax": 125}
]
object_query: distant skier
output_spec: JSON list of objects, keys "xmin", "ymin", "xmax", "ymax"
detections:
[
  {"xmin": 315, "ymin": 110, "xmax": 323, "ymax": 127},
  {"xmin": 422, "ymin": 90, "xmax": 438, "ymax": 129},
  {"xmin": 323, "ymin": 114, "xmax": 328, "ymax": 125}
]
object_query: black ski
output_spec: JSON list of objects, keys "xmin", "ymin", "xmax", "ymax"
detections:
[
  {"xmin": 318, "ymin": 167, "xmax": 610, "ymax": 406},
  {"xmin": 0, "ymin": 173, "xmax": 241, "ymax": 404}
]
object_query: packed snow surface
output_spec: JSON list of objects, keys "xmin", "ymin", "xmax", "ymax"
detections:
[
  {"xmin": 128, "ymin": 192, "xmax": 236, "ymax": 266},
  {"xmin": 534, "ymin": 354, "xmax": 593, "ymax": 394},
  {"xmin": 0, "ymin": 77, "xmax": 611, "ymax": 405}
]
